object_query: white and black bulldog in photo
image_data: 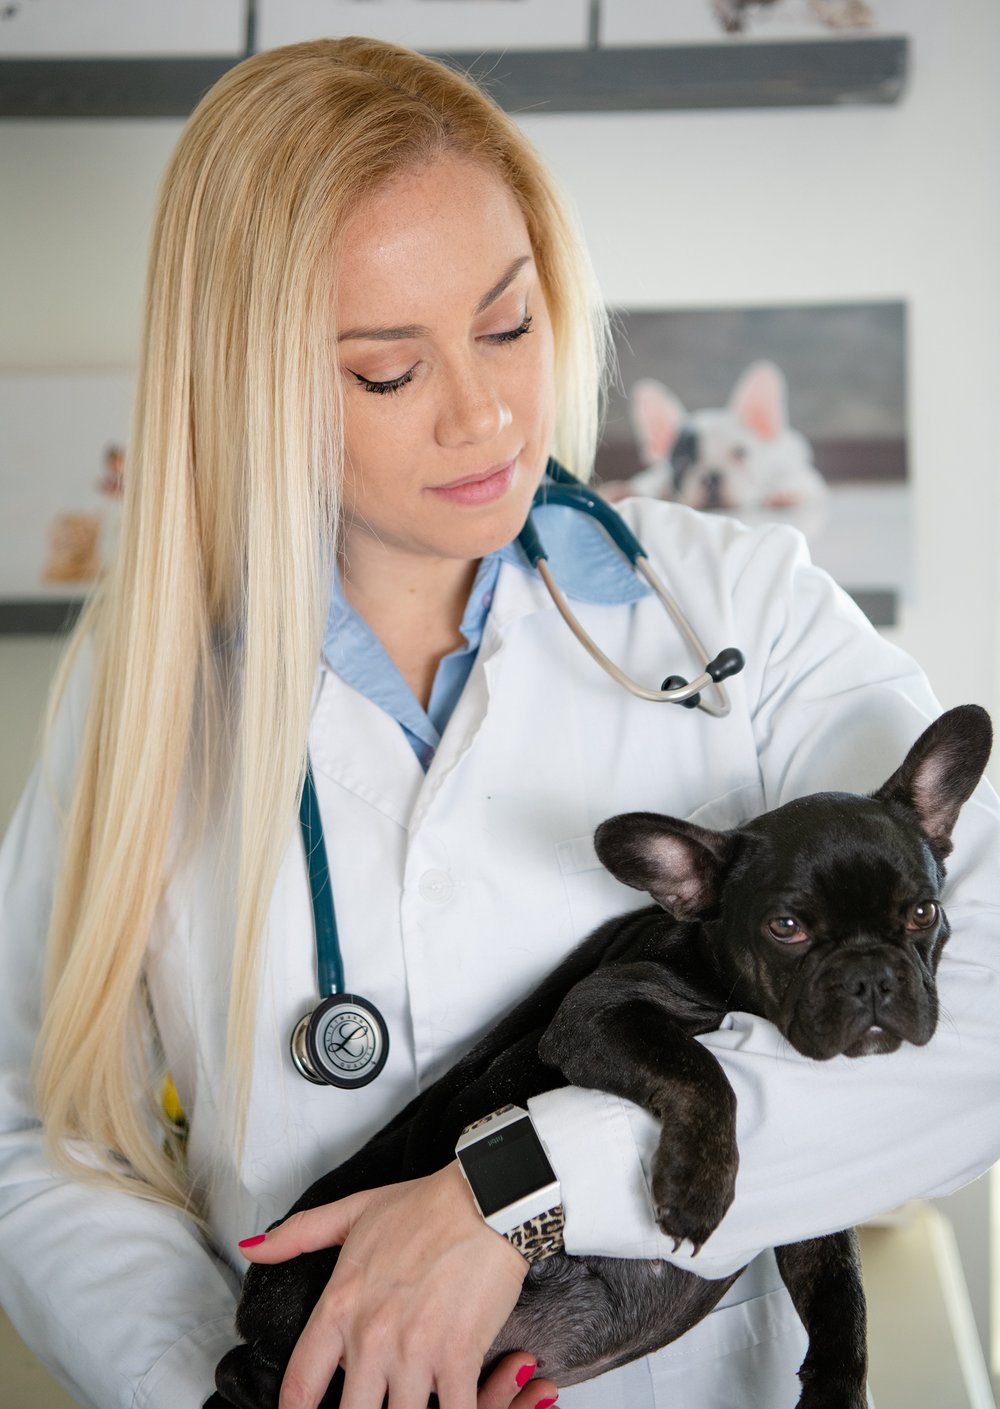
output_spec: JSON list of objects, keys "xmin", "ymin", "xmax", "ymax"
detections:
[
  {"xmin": 209, "ymin": 705, "xmax": 992, "ymax": 1409},
  {"xmin": 602, "ymin": 360, "xmax": 829, "ymax": 532}
]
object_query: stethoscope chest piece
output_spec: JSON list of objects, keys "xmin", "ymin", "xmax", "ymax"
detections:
[{"xmin": 290, "ymin": 992, "xmax": 390, "ymax": 1088}]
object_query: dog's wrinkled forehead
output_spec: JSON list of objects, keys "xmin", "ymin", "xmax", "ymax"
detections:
[
  {"xmin": 670, "ymin": 413, "xmax": 741, "ymax": 472},
  {"xmin": 670, "ymin": 423, "xmax": 699, "ymax": 484},
  {"xmin": 736, "ymin": 792, "xmax": 941, "ymax": 896}
]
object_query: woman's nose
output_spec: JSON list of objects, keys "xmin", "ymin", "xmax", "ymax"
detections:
[{"xmin": 435, "ymin": 360, "xmax": 512, "ymax": 448}]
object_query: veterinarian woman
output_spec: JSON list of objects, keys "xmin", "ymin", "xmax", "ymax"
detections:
[{"xmin": 2, "ymin": 37, "xmax": 1000, "ymax": 1409}]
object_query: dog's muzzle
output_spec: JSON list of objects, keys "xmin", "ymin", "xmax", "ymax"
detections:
[{"xmin": 784, "ymin": 946, "xmax": 936, "ymax": 1060}]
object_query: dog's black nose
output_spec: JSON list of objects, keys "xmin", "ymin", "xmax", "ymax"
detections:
[
  {"xmin": 847, "ymin": 955, "xmax": 896, "ymax": 1008},
  {"xmin": 702, "ymin": 471, "xmax": 724, "ymax": 508}
]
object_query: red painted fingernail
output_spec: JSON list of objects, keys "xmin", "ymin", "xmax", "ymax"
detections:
[
  {"xmin": 516, "ymin": 1362, "xmax": 537, "ymax": 1388},
  {"xmin": 535, "ymin": 1398, "xmax": 558, "ymax": 1409},
  {"xmin": 238, "ymin": 1234, "xmax": 266, "ymax": 1248}
]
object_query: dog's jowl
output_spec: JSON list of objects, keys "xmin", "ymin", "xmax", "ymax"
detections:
[{"xmin": 212, "ymin": 705, "xmax": 992, "ymax": 1409}]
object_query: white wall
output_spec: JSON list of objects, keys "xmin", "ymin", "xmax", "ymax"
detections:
[
  {"xmin": 518, "ymin": 3, "xmax": 1000, "ymax": 719},
  {"xmin": 1, "ymin": 0, "xmax": 999, "ymax": 1372}
]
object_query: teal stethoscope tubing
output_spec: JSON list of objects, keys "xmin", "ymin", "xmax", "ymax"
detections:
[
  {"xmin": 293, "ymin": 459, "xmax": 744, "ymax": 1083},
  {"xmin": 300, "ymin": 764, "xmax": 343, "ymax": 997}
]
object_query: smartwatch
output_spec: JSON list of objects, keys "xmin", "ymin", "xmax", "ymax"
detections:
[{"xmin": 455, "ymin": 1104, "xmax": 565, "ymax": 1264}]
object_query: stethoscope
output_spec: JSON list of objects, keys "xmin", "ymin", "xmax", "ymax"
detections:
[{"xmin": 289, "ymin": 459, "xmax": 745, "ymax": 1085}]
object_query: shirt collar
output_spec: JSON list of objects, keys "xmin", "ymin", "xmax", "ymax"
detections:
[{"xmin": 497, "ymin": 499, "xmax": 650, "ymax": 606}]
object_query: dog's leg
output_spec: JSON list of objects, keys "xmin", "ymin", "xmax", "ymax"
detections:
[
  {"xmin": 775, "ymin": 1231, "xmax": 868, "ymax": 1409},
  {"xmin": 538, "ymin": 962, "xmax": 737, "ymax": 1253},
  {"xmin": 211, "ymin": 1342, "xmax": 286, "ymax": 1409}
]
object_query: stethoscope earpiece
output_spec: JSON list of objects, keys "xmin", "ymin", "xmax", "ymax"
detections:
[
  {"xmin": 661, "ymin": 675, "xmax": 701, "ymax": 708},
  {"xmin": 660, "ymin": 650, "xmax": 746, "ymax": 711},
  {"xmin": 290, "ymin": 993, "xmax": 390, "ymax": 1088}
]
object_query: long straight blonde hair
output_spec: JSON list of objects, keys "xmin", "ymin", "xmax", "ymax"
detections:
[{"xmin": 34, "ymin": 36, "xmax": 611, "ymax": 1211}]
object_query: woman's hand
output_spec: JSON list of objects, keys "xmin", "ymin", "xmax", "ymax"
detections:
[{"xmin": 240, "ymin": 1160, "xmax": 558, "ymax": 1409}]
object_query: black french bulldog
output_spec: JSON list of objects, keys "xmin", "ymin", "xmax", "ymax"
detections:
[{"xmin": 210, "ymin": 704, "xmax": 992, "ymax": 1409}]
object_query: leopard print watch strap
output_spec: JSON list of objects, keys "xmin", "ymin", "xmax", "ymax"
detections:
[
  {"xmin": 461, "ymin": 1105, "xmax": 565, "ymax": 1265},
  {"xmin": 505, "ymin": 1203, "xmax": 566, "ymax": 1264}
]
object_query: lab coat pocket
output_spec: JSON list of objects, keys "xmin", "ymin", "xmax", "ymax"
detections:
[
  {"xmin": 645, "ymin": 1284, "xmax": 807, "ymax": 1409},
  {"xmin": 556, "ymin": 831, "xmax": 634, "ymax": 941},
  {"xmin": 684, "ymin": 779, "xmax": 765, "ymax": 833},
  {"xmin": 555, "ymin": 781, "xmax": 765, "ymax": 941}
]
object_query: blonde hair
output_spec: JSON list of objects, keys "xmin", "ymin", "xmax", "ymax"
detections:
[{"xmin": 35, "ymin": 36, "xmax": 611, "ymax": 1211}]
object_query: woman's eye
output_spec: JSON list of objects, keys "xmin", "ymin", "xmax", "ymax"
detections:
[
  {"xmin": 346, "ymin": 313, "xmax": 532, "ymax": 394},
  {"xmin": 765, "ymin": 916, "xmax": 808, "ymax": 944},
  {"xmin": 906, "ymin": 900, "xmax": 939, "ymax": 930},
  {"xmin": 349, "ymin": 368, "xmax": 416, "ymax": 396},
  {"xmin": 486, "ymin": 313, "xmax": 533, "ymax": 345}
]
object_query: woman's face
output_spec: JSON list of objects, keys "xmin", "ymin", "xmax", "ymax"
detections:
[{"xmin": 334, "ymin": 154, "xmax": 557, "ymax": 569}]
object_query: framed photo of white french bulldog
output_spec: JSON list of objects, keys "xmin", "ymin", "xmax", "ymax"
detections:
[{"xmin": 595, "ymin": 302, "xmax": 908, "ymax": 628}]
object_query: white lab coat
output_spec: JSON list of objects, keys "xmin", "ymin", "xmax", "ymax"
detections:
[{"xmin": 3, "ymin": 497, "xmax": 1000, "ymax": 1409}]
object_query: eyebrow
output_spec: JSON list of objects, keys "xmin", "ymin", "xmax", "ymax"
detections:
[{"xmin": 337, "ymin": 255, "xmax": 533, "ymax": 343}]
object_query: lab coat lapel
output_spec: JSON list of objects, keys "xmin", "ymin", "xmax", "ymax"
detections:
[
  {"xmin": 309, "ymin": 666, "xmax": 424, "ymax": 828},
  {"xmin": 411, "ymin": 561, "xmax": 554, "ymax": 829},
  {"xmin": 311, "ymin": 562, "xmax": 554, "ymax": 834}
]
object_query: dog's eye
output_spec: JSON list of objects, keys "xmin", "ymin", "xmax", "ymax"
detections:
[
  {"xmin": 765, "ymin": 916, "xmax": 808, "ymax": 944},
  {"xmin": 906, "ymin": 900, "xmax": 939, "ymax": 930}
]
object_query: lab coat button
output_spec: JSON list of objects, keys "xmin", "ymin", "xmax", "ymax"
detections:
[{"xmin": 418, "ymin": 869, "xmax": 455, "ymax": 904}]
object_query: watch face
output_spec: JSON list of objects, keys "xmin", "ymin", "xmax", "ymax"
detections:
[{"xmin": 457, "ymin": 1116, "xmax": 556, "ymax": 1218}]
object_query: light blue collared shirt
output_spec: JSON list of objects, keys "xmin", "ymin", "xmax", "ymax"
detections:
[{"xmin": 322, "ymin": 500, "xmax": 651, "ymax": 770}]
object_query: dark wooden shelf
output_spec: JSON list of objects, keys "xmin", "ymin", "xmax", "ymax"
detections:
[
  {"xmin": 0, "ymin": 586, "xmax": 895, "ymax": 635},
  {"xmin": 450, "ymin": 38, "xmax": 908, "ymax": 113},
  {"xmin": 0, "ymin": 600, "xmax": 84, "ymax": 634},
  {"xmin": 0, "ymin": 38, "xmax": 907, "ymax": 118}
]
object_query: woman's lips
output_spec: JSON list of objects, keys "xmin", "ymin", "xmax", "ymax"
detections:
[{"xmin": 428, "ymin": 460, "xmax": 516, "ymax": 507}]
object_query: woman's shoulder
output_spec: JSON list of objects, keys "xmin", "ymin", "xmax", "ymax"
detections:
[{"xmin": 608, "ymin": 494, "xmax": 812, "ymax": 582}]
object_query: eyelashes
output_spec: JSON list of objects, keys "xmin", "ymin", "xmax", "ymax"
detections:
[
  {"xmin": 350, "ymin": 314, "xmax": 534, "ymax": 397},
  {"xmin": 352, "ymin": 367, "xmax": 416, "ymax": 398},
  {"xmin": 489, "ymin": 312, "xmax": 534, "ymax": 346}
]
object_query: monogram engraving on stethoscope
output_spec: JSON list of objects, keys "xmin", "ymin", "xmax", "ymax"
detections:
[{"xmin": 321, "ymin": 1012, "xmax": 378, "ymax": 1071}]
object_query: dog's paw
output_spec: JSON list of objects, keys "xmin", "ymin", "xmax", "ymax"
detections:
[{"xmin": 650, "ymin": 1127, "xmax": 737, "ymax": 1254}]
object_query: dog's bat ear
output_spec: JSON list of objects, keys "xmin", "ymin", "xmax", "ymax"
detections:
[
  {"xmin": 874, "ymin": 705, "xmax": 993, "ymax": 856},
  {"xmin": 729, "ymin": 360, "xmax": 787, "ymax": 441},
  {"xmin": 594, "ymin": 811, "xmax": 730, "ymax": 918},
  {"xmin": 629, "ymin": 379, "xmax": 686, "ymax": 466}
]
